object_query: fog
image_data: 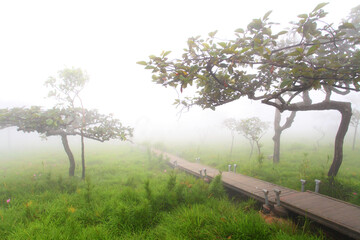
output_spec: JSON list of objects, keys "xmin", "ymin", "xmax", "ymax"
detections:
[{"xmin": 0, "ymin": 0, "xmax": 359, "ymax": 155}]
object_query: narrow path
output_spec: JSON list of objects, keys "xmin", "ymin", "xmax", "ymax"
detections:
[{"xmin": 153, "ymin": 149, "xmax": 360, "ymax": 240}]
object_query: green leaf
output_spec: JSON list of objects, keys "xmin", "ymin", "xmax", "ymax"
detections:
[
  {"xmin": 265, "ymin": 48, "xmax": 271, "ymax": 55},
  {"xmin": 163, "ymin": 51, "xmax": 172, "ymax": 57},
  {"xmin": 235, "ymin": 28, "xmax": 244, "ymax": 33},
  {"xmin": 46, "ymin": 119, "xmax": 53, "ymax": 126},
  {"xmin": 248, "ymin": 19, "xmax": 262, "ymax": 30},
  {"xmin": 136, "ymin": 61, "xmax": 147, "ymax": 65},
  {"xmin": 218, "ymin": 42, "xmax": 227, "ymax": 48},
  {"xmin": 306, "ymin": 44, "xmax": 320, "ymax": 56},
  {"xmin": 239, "ymin": 47, "xmax": 251, "ymax": 54},
  {"xmin": 288, "ymin": 50, "xmax": 300, "ymax": 56},
  {"xmin": 276, "ymin": 31, "xmax": 288, "ymax": 36},
  {"xmin": 202, "ymin": 43, "xmax": 210, "ymax": 50},
  {"xmin": 312, "ymin": 2, "xmax": 329, "ymax": 12},
  {"xmin": 297, "ymin": 14, "xmax": 308, "ymax": 19},
  {"xmin": 280, "ymin": 79, "xmax": 292, "ymax": 88},
  {"xmin": 296, "ymin": 48, "xmax": 304, "ymax": 53},
  {"xmin": 339, "ymin": 22, "xmax": 355, "ymax": 30},
  {"xmin": 263, "ymin": 10, "xmax": 272, "ymax": 20},
  {"xmin": 208, "ymin": 30, "xmax": 218, "ymax": 38}
]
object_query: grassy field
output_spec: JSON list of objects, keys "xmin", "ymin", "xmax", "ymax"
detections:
[
  {"xmin": 0, "ymin": 143, "xmax": 327, "ymax": 239},
  {"xmin": 156, "ymin": 139, "xmax": 360, "ymax": 206}
]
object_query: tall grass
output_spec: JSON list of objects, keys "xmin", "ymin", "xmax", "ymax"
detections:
[{"xmin": 0, "ymin": 144, "xmax": 325, "ymax": 239}]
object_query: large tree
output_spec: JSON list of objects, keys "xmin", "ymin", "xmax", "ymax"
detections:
[
  {"xmin": 139, "ymin": 3, "xmax": 360, "ymax": 177},
  {"xmin": 0, "ymin": 107, "xmax": 133, "ymax": 177}
]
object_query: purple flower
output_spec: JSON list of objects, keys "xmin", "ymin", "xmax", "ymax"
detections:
[{"xmin": 6, "ymin": 199, "xmax": 10, "ymax": 203}]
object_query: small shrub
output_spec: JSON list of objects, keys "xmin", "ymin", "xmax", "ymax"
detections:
[{"xmin": 208, "ymin": 175, "xmax": 226, "ymax": 199}]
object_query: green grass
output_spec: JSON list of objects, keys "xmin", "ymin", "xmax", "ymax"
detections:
[
  {"xmin": 157, "ymin": 140, "xmax": 360, "ymax": 206},
  {"xmin": 0, "ymin": 144, "xmax": 326, "ymax": 239}
]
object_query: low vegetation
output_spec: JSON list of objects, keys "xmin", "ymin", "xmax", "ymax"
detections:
[
  {"xmin": 0, "ymin": 144, "xmax": 326, "ymax": 239},
  {"xmin": 159, "ymin": 140, "xmax": 360, "ymax": 206}
]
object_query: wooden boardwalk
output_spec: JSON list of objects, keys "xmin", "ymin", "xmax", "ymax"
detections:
[{"xmin": 153, "ymin": 149, "xmax": 360, "ymax": 240}]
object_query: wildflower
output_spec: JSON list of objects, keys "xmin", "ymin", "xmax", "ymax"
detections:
[
  {"xmin": 164, "ymin": 169, "xmax": 167, "ymax": 173},
  {"xmin": 33, "ymin": 174, "xmax": 36, "ymax": 177},
  {"xmin": 353, "ymin": 192, "xmax": 358, "ymax": 196},
  {"xmin": 68, "ymin": 206, "xmax": 76, "ymax": 213},
  {"xmin": 25, "ymin": 201, "xmax": 32, "ymax": 207},
  {"xmin": 6, "ymin": 199, "xmax": 10, "ymax": 203}
]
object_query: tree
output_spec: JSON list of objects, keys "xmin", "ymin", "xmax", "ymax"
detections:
[
  {"xmin": 223, "ymin": 118, "xmax": 237, "ymax": 160},
  {"xmin": 0, "ymin": 107, "xmax": 133, "ymax": 177},
  {"xmin": 139, "ymin": 3, "xmax": 360, "ymax": 177},
  {"xmin": 351, "ymin": 109, "xmax": 360, "ymax": 150},
  {"xmin": 237, "ymin": 117, "xmax": 268, "ymax": 159},
  {"xmin": 45, "ymin": 67, "xmax": 89, "ymax": 179},
  {"xmin": 273, "ymin": 99, "xmax": 296, "ymax": 163}
]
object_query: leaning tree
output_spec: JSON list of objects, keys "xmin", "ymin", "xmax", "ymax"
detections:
[
  {"xmin": 139, "ymin": 3, "xmax": 360, "ymax": 177},
  {"xmin": 0, "ymin": 106, "xmax": 133, "ymax": 177}
]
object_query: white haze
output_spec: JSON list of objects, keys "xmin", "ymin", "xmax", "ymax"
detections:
[{"xmin": 0, "ymin": 0, "xmax": 359, "ymax": 152}]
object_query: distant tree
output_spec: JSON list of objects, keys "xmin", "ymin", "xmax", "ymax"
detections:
[
  {"xmin": 139, "ymin": 3, "xmax": 360, "ymax": 177},
  {"xmin": 223, "ymin": 118, "xmax": 238, "ymax": 160},
  {"xmin": 45, "ymin": 67, "xmax": 89, "ymax": 179},
  {"xmin": 314, "ymin": 126, "xmax": 326, "ymax": 150},
  {"xmin": 273, "ymin": 99, "xmax": 296, "ymax": 163},
  {"xmin": 0, "ymin": 107, "xmax": 133, "ymax": 177},
  {"xmin": 351, "ymin": 109, "xmax": 360, "ymax": 150},
  {"xmin": 236, "ymin": 117, "xmax": 268, "ymax": 159}
]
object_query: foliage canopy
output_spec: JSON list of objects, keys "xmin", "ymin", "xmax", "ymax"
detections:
[{"xmin": 139, "ymin": 3, "xmax": 360, "ymax": 177}]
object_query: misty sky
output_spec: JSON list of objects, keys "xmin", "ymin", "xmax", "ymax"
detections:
[{"xmin": 1, "ymin": 0, "xmax": 359, "ymax": 147}]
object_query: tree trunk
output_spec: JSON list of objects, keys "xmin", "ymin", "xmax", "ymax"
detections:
[
  {"xmin": 273, "ymin": 107, "xmax": 282, "ymax": 163},
  {"xmin": 61, "ymin": 134, "xmax": 75, "ymax": 177},
  {"xmin": 255, "ymin": 140, "xmax": 261, "ymax": 155},
  {"xmin": 273, "ymin": 131, "xmax": 281, "ymax": 163},
  {"xmin": 328, "ymin": 104, "xmax": 352, "ymax": 177},
  {"xmin": 272, "ymin": 105, "xmax": 296, "ymax": 163},
  {"xmin": 81, "ymin": 131, "xmax": 85, "ymax": 179},
  {"xmin": 248, "ymin": 140, "xmax": 254, "ymax": 160},
  {"xmin": 229, "ymin": 134, "xmax": 234, "ymax": 160},
  {"xmin": 275, "ymin": 100, "xmax": 352, "ymax": 177},
  {"xmin": 79, "ymin": 98, "xmax": 86, "ymax": 180},
  {"xmin": 352, "ymin": 124, "xmax": 358, "ymax": 151}
]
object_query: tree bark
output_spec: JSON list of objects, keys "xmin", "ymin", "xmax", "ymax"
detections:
[
  {"xmin": 81, "ymin": 131, "xmax": 85, "ymax": 179},
  {"xmin": 273, "ymin": 107, "xmax": 296, "ymax": 163},
  {"xmin": 229, "ymin": 134, "xmax": 234, "ymax": 160},
  {"xmin": 275, "ymin": 100, "xmax": 352, "ymax": 177},
  {"xmin": 248, "ymin": 140, "xmax": 254, "ymax": 160},
  {"xmin": 273, "ymin": 131, "xmax": 281, "ymax": 163},
  {"xmin": 273, "ymin": 107, "xmax": 282, "ymax": 163},
  {"xmin": 352, "ymin": 124, "xmax": 358, "ymax": 151},
  {"xmin": 61, "ymin": 134, "xmax": 75, "ymax": 177},
  {"xmin": 328, "ymin": 104, "xmax": 352, "ymax": 177}
]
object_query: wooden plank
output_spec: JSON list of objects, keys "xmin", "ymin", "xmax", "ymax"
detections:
[{"xmin": 154, "ymin": 149, "xmax": 360, "ymax": 239}]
